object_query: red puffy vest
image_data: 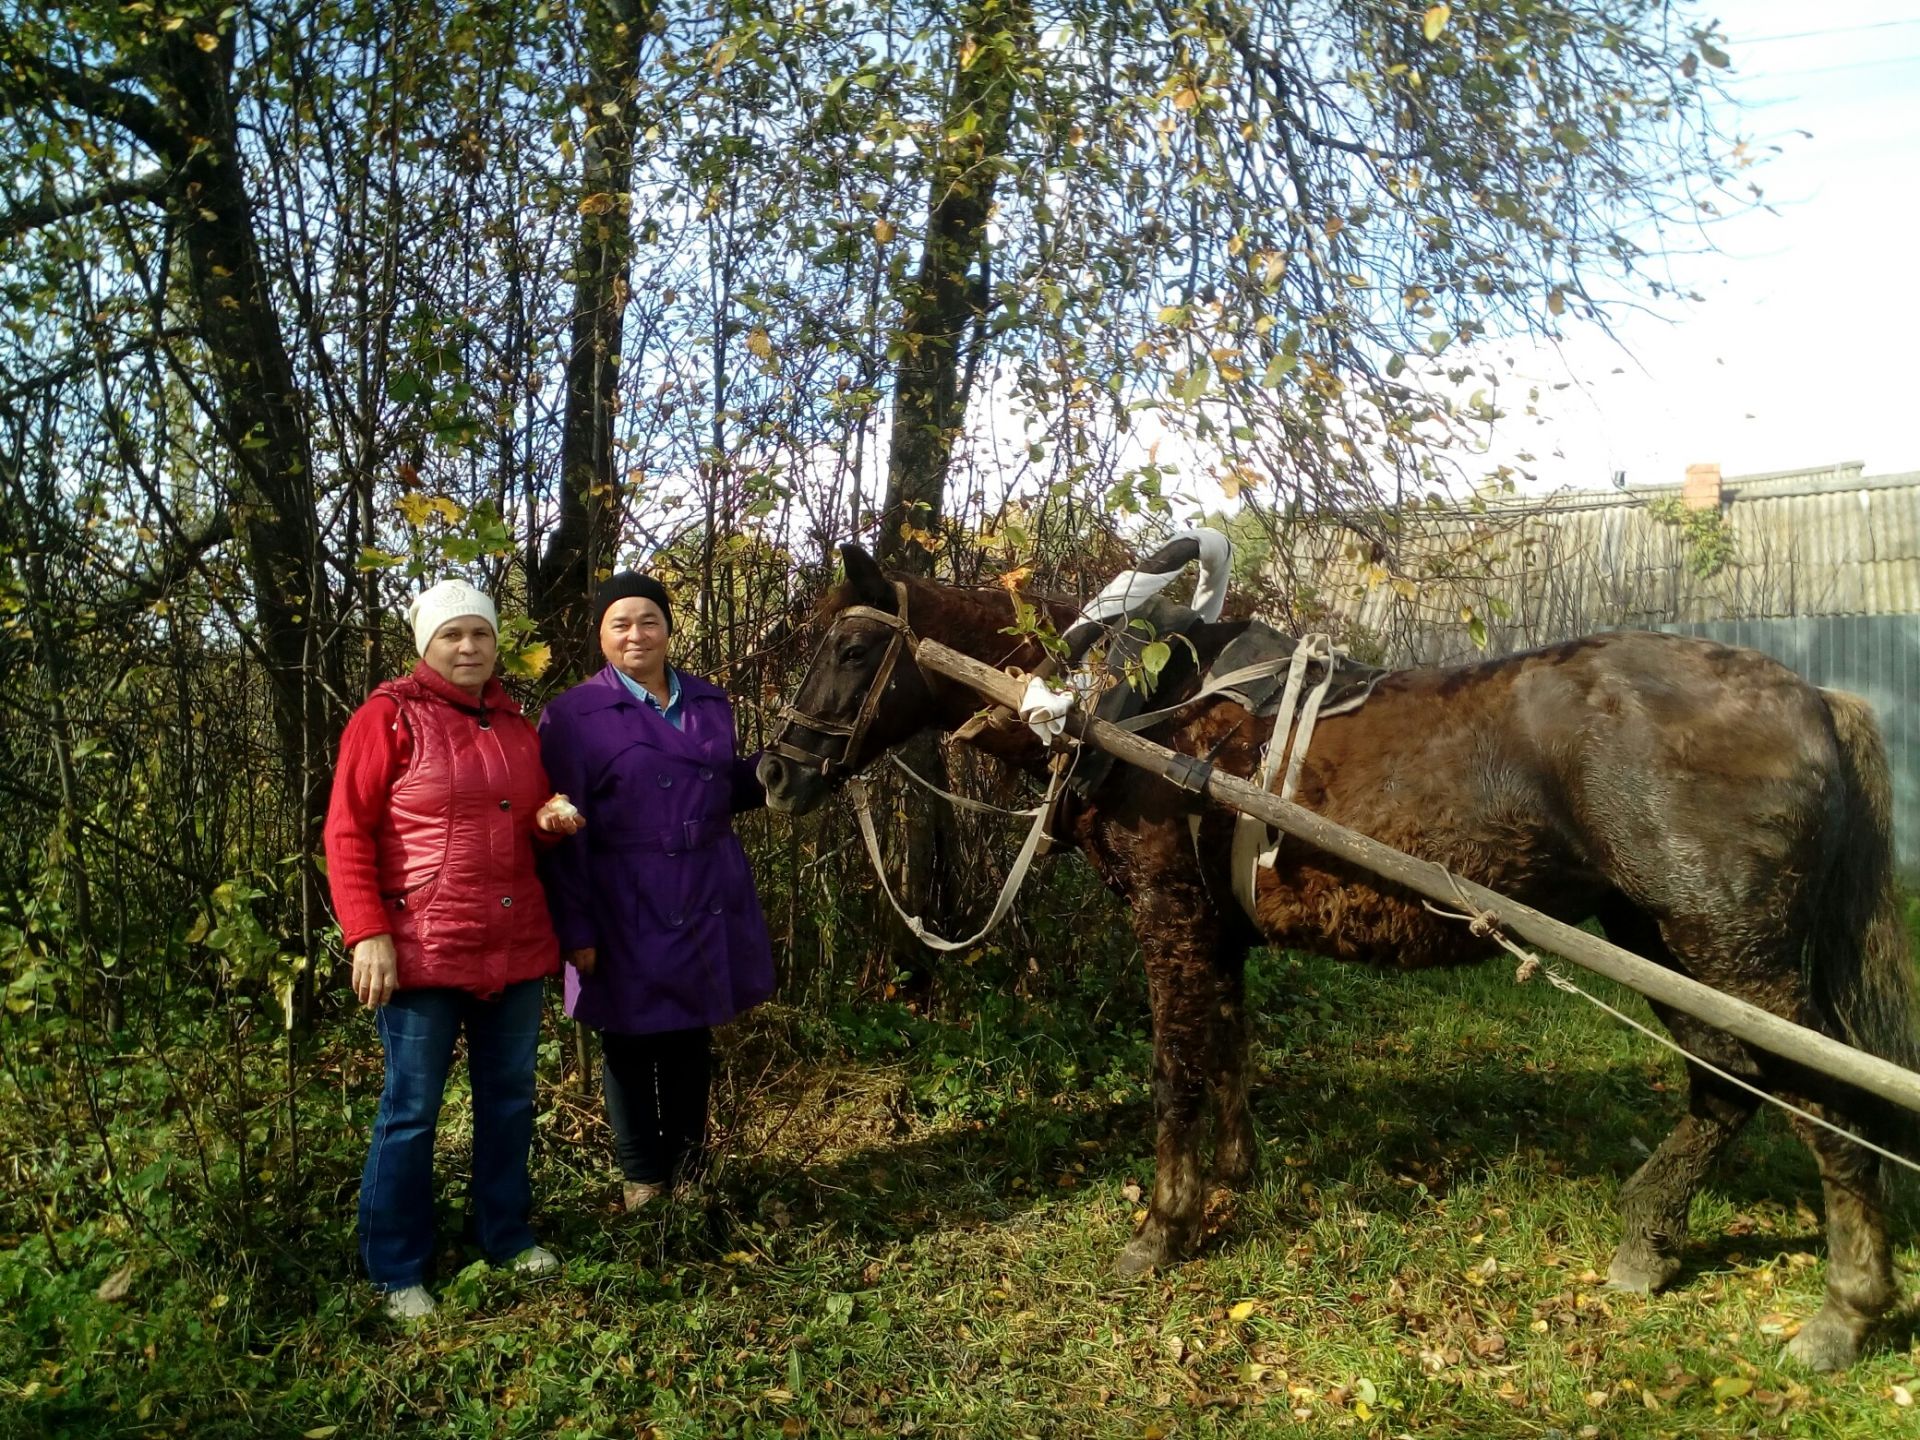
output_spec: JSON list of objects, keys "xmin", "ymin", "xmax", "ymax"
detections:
[{"xmin": 372, "ymin": 672, "xmax": 560, "ymax": 996}]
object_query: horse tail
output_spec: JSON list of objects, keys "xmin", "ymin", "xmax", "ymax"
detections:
[{"xmin": 1815, "ymin": 688, "xmax": 1920, "ymax": 1150}]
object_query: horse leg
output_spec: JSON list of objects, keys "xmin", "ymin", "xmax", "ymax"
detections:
[
  {"xmin": 1210, "ymin": 934, "xmax": 1257, "ymax": 1189},
  {"xmin": 1116, "ymin": 883, "xmax": 1222, "ymax": 1276},
  {"xmin": 1781, "ymin": 1114, "xmax": 1897, "ymax": 1371},
  {"xmin": 1607, "ymin": 1007, "xmax": 1759, "ymax": 1293}
]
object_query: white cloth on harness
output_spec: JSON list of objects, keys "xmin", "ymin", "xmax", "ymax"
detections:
[{"xmin": 1017, "ymin": 526, "xmax": 1231, "ymax": 744}]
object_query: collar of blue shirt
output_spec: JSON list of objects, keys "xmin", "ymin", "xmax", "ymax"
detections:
[{"xmin": 614, "ymin": 665, "xmax": 683, "ymax": 727}]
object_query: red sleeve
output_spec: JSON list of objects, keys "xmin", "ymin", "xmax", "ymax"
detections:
[{"xmin": 322, "ymin": 696, "xmax": 411, "ymax": 948}]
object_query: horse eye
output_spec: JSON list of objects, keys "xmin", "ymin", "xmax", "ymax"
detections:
[{"xmin": 840, "ymin": 644, "xmax": 867, "ymax": 665}]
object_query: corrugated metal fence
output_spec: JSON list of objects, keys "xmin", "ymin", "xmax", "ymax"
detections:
[{"xmin": 1650, "ymin": 616, "xmax": 1919, "ymax": 878}]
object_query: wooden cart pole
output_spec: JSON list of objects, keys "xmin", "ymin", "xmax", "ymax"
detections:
[{"xmin": 916, "ymin": 639, "xmax": 1920, "ymax": 1118}]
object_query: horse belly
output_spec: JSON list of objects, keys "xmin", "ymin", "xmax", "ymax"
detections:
[{"xmin": 1244, "ymin": 773, "xmax": 1603, "ymax": 971}]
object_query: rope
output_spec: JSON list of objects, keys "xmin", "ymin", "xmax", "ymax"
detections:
[
  {"xmin": 886, "ymin": 752, "xmax": 1040, "ymax": 818},
  {"xmin": 1421, "ymin": 894, "xmax": 1920, "ymax": 1179},
  {"xmin": 847, "ymin": 758, "xmax": 1064, "ymax": 953}
]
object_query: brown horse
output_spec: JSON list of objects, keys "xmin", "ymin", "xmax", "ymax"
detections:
[{"xmin": 758, "ymin": 544, "xmax": 1919, "ymax": 1370}]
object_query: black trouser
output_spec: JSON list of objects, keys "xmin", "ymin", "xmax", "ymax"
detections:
[{"xmin": 600, "ymin": 1026, "xmax": 711, "ymax": 1186}]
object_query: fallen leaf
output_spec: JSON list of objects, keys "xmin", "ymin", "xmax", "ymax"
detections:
[
  {"xmin": 302, "ymin": 1429, "xmax": 339, "ymax": 1439},
  {"xmin": 95, "ymin": 1264, "xmax": 135, "ymax": 1303},
  {"xmin": 1894, "ymin": 1384, "xmax": 1914, "ymax": 1407},
  {"xmin": 1228, "ymin": 1301, "xmax": 1256, "ymax": 1323},
  {"xmin": 1712, "ymin": 1376, "xmax": 1753, "ymax": 1400}
]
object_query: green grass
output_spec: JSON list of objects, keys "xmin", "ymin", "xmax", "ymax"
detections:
[{"xmin": 5, "ymin": 948, "xmax": 1920, "ymax": 1438}]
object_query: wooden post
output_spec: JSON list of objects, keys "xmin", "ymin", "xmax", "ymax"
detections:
[{"xmin": 914, "ymin": 639, "xmax": 1920, "ymax": 1118}]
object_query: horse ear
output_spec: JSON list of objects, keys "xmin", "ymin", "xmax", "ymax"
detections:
[{"xmin": 840, "ymin": 543, "xmax": 895, "ymax": 612}]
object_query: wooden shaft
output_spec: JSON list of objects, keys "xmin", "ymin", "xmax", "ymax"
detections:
[{"xmin": 916, "ymin": 639, "xmax": 1920, "ymax": 1118}]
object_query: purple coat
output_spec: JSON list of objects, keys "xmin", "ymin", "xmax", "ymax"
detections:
[{"xmin": 537, "ymin": 665, "xmax": 772, "ymax": 1034}]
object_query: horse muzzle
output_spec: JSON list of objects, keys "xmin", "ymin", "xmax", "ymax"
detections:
[{"xmin": 757, "ymin": 750, "xmax": 833, "ymax": 816}]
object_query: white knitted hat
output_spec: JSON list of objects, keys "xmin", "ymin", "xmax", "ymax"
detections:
[{"xmin": 408, "ymin": 579, "xmax": 498, "ymax": 655}]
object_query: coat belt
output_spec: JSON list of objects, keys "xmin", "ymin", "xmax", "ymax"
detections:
[{"xmin": 604, "ymin": 815, "xmax": 733, "ymax": 856}]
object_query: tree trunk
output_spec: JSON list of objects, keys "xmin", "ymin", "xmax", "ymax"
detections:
[
  {"xmin": 139, "ymin": 34, "xmax": 344, "ymax": 1035},
  {"xmin": 874, "ymin": 0, "xmax": 1029, "ymax": 958},
  {"xmin": 874, "ymin": 0, "xmax": 1027, "ymax": 569},
  {"xmin": 533, "ymin": 0, "xmax": 657, "ymax": 678}
]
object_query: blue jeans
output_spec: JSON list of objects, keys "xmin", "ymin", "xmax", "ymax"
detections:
[{"xmin": 359, "ymin": 979, "xmax": 544, "ymax": 1289}]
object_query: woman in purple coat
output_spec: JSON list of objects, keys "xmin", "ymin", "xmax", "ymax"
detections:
[{"xmin": 537, "ymin": 573, "xmax": 773, "ymax": 1210}]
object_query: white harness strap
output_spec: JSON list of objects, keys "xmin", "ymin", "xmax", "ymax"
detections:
[
  {"xmin": 1229, "ymin": 633, "xmax": 1338, "ymax": 922},
  {"xmin": 847, "ymin": 760, "xmax": 1065, "ymax": 953}
]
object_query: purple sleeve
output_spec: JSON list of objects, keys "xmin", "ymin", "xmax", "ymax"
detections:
[{"xmin": 731, "ymin": 749, "xmax": 766, "ymax": 815}]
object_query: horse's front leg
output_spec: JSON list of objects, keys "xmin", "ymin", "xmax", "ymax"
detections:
[{"xmin": 1117, "ymin": 884, "xmax": 1223, "ymax": 1276}]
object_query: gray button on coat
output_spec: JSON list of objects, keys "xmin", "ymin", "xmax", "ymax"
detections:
[{"xmin": 537, "ymin": 665, "xmax": 772, "ymax": 1034}]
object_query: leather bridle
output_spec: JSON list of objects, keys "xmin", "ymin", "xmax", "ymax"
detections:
[{"xmin": 767, "ymin": 582, "xmax": 916, "ymax": 781}]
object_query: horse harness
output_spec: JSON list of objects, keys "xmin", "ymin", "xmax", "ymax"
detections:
[
  {"xmin": 767, "ymin": 581, "xmax": 916, "ymax": 781},
  {"xmin": 769, "ymin": 579, "xmax": 1385, "ymax": 942}
]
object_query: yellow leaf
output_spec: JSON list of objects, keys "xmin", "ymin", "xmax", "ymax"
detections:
[
  {"xmin": 1711, "ymin": 1376, "xmax": 1752, "ymax": 1400},
  {"xmin": 1353, "ymin": 1400, "xmax": 1372, "ymax": 1420},
  {"xmin": 1548, "ymin": 288, "xmax": 1566, "ymax": 316},
  {"xmin": 395, "ymin": 493, "xmax": 434, "ymax": 526},
  {"xmin": 1172, "ymin": 87, "xmax": 1200, "ymax": 111},
  {"xmin": 1228, "ymin": 1300, "xmax": 1256, "ymax": 1323},
  {"xmin": 427, "ymin": 495, "xmax": 465, "ymax": 524},
  {"xmin": 872, "ymin": 218, "xmax": 895, "ymax": 243},
  {"xmin": 746, "ymin": 328, "xmax": 773, "ymax": 360},
  {"xmin": 1894, "ymin": 1384, "xmax": 1914, "ymax": 1406},
  {"xmin": 303, "ymin": 1429, "xmax": 341, "ymax": 1439},
  {"xmin": 194, "ymin": 31, "xmax": 220, "ymax": 52},
  {"xmin": 210, "ymin": 1292, "xmax": 230, "ymax": 1310},
  {"xmin": 1422, "ymin": 5, "xmax": 1451, "ymax": 43},
  {"xmin": 502, "ymin": 642, "xmax": 551, "ymax": 681},
  {"xmin": 577, "ymin": 192, "xmax": 616, "ymax": 216}
]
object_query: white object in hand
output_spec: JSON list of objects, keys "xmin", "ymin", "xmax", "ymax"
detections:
[{"xmin": 547, "ymin": 796, "xmax": 579, "ymax": 822}]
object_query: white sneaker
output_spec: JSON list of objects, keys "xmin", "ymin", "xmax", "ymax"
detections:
[
  {"xmin": 507, "ymin": 1244, "xmax": 559, "ymax": 1278},
  {"xmin": 384, "ymin": 1284, "xmax": 436, "ymax": 1320}
]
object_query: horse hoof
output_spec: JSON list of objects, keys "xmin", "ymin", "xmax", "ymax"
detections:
[
  {"xmin": 1605, "ymin": 1246, "xmax": 1681, "ymax": 1294},
  {"xmin": 1113, "ymin": 1237, "xmax": 1164, "ymax": 1279},
  {"xmin": 1784, "ymin": 1312, "xmax": 1862, "ymax": 1372},
  {"xmin": 1211, "ymin": 1155, "xmax": 1256, "ymax": 1190}
]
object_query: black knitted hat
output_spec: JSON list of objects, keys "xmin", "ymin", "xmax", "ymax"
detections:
[{"xmin": 592, "ymin": 572, "xmax": 673, "ymax": 634}]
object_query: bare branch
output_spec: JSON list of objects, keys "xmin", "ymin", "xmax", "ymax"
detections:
[{"xmin": 0, "ymin": 173, "xmax": 167, "ymax": 243}]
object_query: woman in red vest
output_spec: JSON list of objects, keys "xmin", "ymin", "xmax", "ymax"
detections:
[{"xmin": 323, "ymin": 579, "xmax": 584, "ymax": 1320}]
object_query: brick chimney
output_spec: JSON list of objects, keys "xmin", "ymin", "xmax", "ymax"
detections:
[{"xmin": 1682, "ymin": 462, "xmax": 1722, "ymax": 511}]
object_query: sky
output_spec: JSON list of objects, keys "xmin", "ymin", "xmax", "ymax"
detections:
[{"xmin": 1490, "ymin": 3, "xmax": 1920, "ymax": 494}]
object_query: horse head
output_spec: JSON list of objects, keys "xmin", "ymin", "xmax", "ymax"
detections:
[{"xmin": 758, "ymin": 544, "xmax": 939, "ymax": 815}]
